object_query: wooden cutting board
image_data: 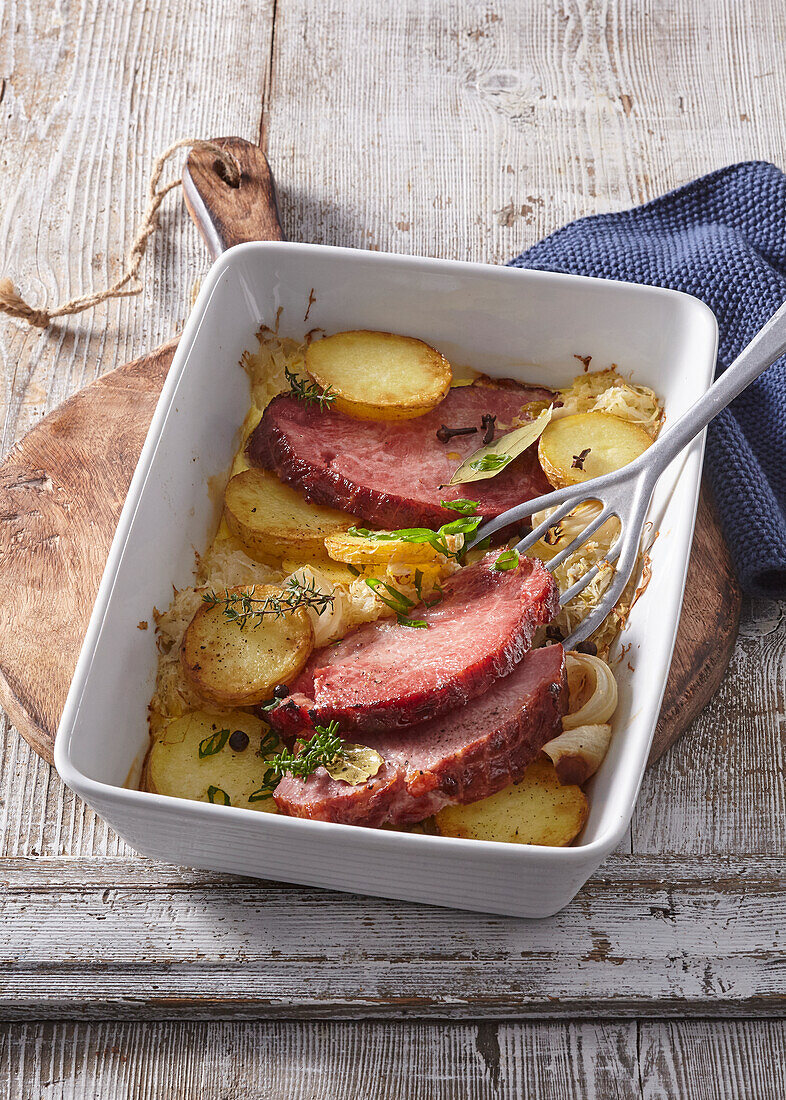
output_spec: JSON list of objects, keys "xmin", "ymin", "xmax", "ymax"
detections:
[{"xmin": 0, "ymin": 137, "xmax": 741, "ymax": 766}]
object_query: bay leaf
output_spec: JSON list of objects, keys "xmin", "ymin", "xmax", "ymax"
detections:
[
  {"xmin": 325, "ymin": 744, "xmax": 385, "ymax": 786},
  {"xmin": 449, "ymin": 406, "xmax": 553, "ymax": 485}
]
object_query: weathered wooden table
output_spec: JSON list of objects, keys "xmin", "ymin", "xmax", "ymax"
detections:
[{"xmin": 1, "ymin": 1, "xmax": 784, "ymax": 1095}]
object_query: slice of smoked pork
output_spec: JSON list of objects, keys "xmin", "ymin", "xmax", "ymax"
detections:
[
  {"xmin": 274, "ymin": 644, "xmax": 567, "ymax": 827},
  {"xmin": 268, "ymin": 552, "xmax": 559, "ymax": 736},
  {"xmin": 246, "ymin": 382, "xmax": 554, "ymax": 529}
]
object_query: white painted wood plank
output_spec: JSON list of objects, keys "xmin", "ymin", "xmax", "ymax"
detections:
[
  {"xmin": 0, "ymin": 855, "xmax": 781, "ymax": 1018},
  {"xmin": 0, "ymin": 0, "xmax": 275, "ymax": 859},
  {"xmin": 635, "ymin": 596, "xmax": 786, "ymax": 853},
  {"xmin": 3, "ymin": 1019, "xmax": 785, "ymax": 1099},
  {"xmin": 267, "ymin": 0, "xmax": 786, "ymax": 261},
  {"xmin": 639, "ymin": 1020, "xmax": 786, "ymax": 1100},
  {"xmin": 0, "ymin": 1021, "xmax": 640, "ymax": 1100}
]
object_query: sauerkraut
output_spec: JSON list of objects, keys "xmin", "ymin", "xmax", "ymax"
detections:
[{"xmin": 555, "ymin": 367, "xmax": 662, "ymax": 438}]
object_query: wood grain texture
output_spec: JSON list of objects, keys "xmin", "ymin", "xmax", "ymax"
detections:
[
  {"xmin": 0, "ymin": 854, "xmax": 781, "ymax": 1020},
  {"xmin": 0, "ymin": 138, "xmax": 282, "ymax": 763},
  {"xmin": 266, "ymin": 0, "xmax": 786, "ymax": 260},
  {"xmin": 0, "ymin": 342, "xmax": 175, "ymax": 760},
  {"xmin": 183, "ymin": 136, "xmax": 284, "ymax": 258},
  {"xmin": 636, "ymin": 593, "xmax": 786, "ymax": 854},
  {"xmin": 2, "ymin": 1019, "xmax": 784, "ymax": 1099},
  {"xmin": 650, "ymin": 489, "xmax": 741, "ymax": 763},
  {"xmin": 0, "ymin": 0, "xmax": 274, "ymax": 455},
  {"xmin": 0, "ymin": 1021, "xmax": 640, "ymax": 1100}
]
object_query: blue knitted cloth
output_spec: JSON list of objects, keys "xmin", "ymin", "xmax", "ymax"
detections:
[{"xmin": 510, "ymin": 161, "xmax": 786, "ymax": 599}]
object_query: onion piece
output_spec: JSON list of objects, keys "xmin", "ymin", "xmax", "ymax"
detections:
[
  {"xmin": 563, "ymin": 652, "xmax": 618, "ymax": 729},
  {"xmin": 542, "ymin": 723, "xmax": 612, "ymax": 786}
]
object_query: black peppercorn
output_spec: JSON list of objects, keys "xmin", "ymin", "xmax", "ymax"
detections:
[
  {"xmin": 228, "ymin": 729, "xmax": 249, "ymax": 752},
  {"xmin": 274, "ymin": 684, "xmax": 290, "ymax": 698}
]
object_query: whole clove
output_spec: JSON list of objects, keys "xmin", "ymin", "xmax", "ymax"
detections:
[
  {"xmin": 436, "ymin": 424, "xmax": 478, "ymax": 443},
  {"xmin": 481, "ymin": 413, "xmax": 497, "ymax": 445}
]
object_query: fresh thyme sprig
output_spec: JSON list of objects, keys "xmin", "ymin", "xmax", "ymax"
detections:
[
  {"xmin": 284, "ymin": 364, "xmax": 336, "ymax": 410},
  {"xmin": 347, "ymin": 514, "xmax": 481, "ymax": 563},
  {"xmin": 249, "ymin": 722, "xmax": 344, "ymax": 801},
  {"xmin": 202, "ymin": 577, "xmax": 335, "ymax": 630}
]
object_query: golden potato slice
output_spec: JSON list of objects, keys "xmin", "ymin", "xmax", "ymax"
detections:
[
  {"xmin": 181, "ymin": 585, "xmax": 313, "ymax": 707},
  {"xmin": 224, "ymin": 469, "xmax": 353, "ymax": 565},
  {"xmin": 432, "ymin": 758, "xmax": 588, "ymax": 846},
  {"xmin": 324, "ymin": 530, "xmax": 446, "ymax": 566},
  {"xmin": 142, "ymin": 710, "xmax": 280, "ymax": 811},
  {"xmin": 305, "ymin": 330, "xmax": 452, "ymax": 420},
  {"xmin": 281, "ymin": 556, "xmax": 361, "ymax": 586},
  {"xmin": 538, "ymin": 411, "xmax": 652, "ymax": 489}
]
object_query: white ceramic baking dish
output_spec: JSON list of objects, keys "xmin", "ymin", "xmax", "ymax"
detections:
[{"xmin": 54, "ymin": 242, "xmax": 718, "ymax": 917}]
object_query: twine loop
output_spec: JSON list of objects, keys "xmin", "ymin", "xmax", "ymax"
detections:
[{"xmin": 0, "ymin": 139, "xmax": 241, "ymax": 330}]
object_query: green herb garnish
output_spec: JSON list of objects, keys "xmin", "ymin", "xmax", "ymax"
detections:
[
  {"xmin": 440, "ymin": 498, "xmax": 480, "ymax": 515},
  {"xmin": 470, "ymin": 453, "xmax": 510, "ymax": 473},
  {"xmin": 284, "ymin": 365, "xmax": 336, "ymax": 410},
  {"xmin": 207, "ymin": 785, "xmax": 231, "ymax": 805},
  {"xmin": 494, "ymin": 548, "xmax": 520, "ymax": 571},
  {"xmin": 248, "ymin": 722, "xmax": 382, "ymax": 800},
  {"xmin": 348, "ymin": 515, "xmax": 481, "ymax": 563},
  {"xmin": 199, "ymin": 728, "xmax": 230, "ymax": 758},
  {"xmin": 258, "ymin": 697, "xmax": 283, "ymax": 712},
  {"xmin": 202, "ymin": 576, "xmax": 334, "ymax": 630},
  {"xmin": 364, "ymin": 577, "xmax": 428, "ymax": 628}
]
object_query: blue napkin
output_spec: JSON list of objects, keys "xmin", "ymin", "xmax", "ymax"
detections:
[{"xmin": 509, "ymin": 161, "xmax": 786, "ymax": 599}]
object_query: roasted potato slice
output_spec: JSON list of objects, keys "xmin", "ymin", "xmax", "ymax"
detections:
[
  {"xmin": 431, "ymin": 758, "xmax": 588, "ymax": 846},
  {"xmin": 181, "ymin": 585, "xmax": 314, "ymax": 707},
  {"xmin": 538, "ymin": 411, "xmax": 652, "ymax": 489},
  {"xmin": 224, "ymin": 469, "xmax": 353, "ymax": 565},
  {"xmin": 324, "ymin": 530, "xmax": 447, "ymax": 566},
  {"xmin": 142, "ymin": 710, "xmax": 280, "ymax": 811},
  {"xmin": 281, "ymin": 556, "xmax": 362, "ymax": 586},
  {"xmin": 305, "ymin": 330, "xmax": 452, "ymax": 420}
]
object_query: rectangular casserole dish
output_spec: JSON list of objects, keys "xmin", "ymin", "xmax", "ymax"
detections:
[{"xmin": 54, "ymin": 242, "xmax": 718, "ymax": 917}]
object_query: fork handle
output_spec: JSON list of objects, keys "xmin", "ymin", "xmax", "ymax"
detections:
[{"xmin": 646, "ymin": 297, "xmax": 786, "ymax": 472}]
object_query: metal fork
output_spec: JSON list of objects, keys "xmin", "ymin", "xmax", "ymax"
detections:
[{"xmin": 472, "ymin": 298, "xmax": 786, "ymax": 648}]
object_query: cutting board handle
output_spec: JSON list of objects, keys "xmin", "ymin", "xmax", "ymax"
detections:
[{"xmin": 182, "ymin": 136, "xmax": 284, "ymax": 258}]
